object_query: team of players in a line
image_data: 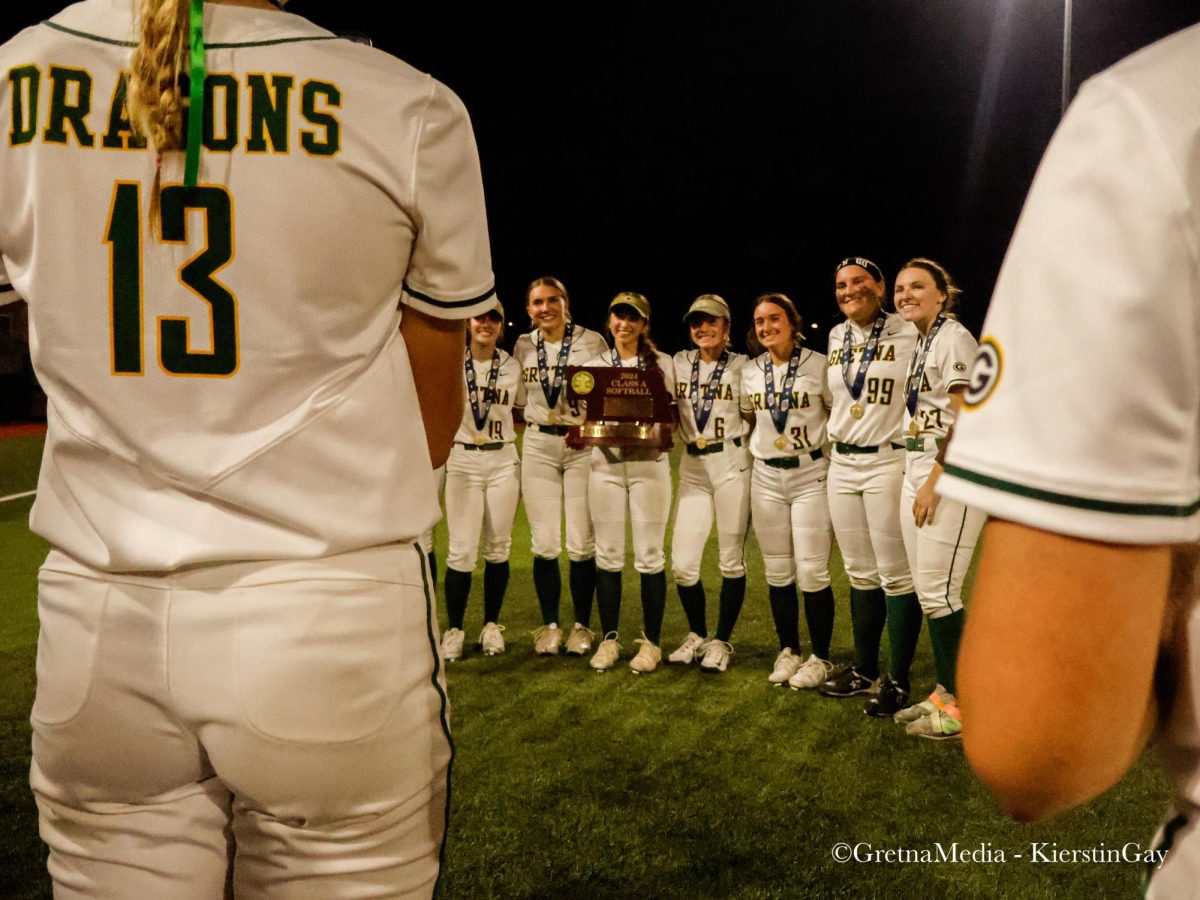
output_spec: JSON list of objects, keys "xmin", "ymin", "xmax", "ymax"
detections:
[{"xmin": 434, "ymin": 257, "xmax": 984, "ymax": 741}]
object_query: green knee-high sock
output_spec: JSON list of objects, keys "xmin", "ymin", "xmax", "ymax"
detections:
[
  {"xmin": 802, "ymin": 586, "xmax": 835, "ymax": 660},
  {"xmin": 443, "ymin": 567, "xmax": 472, "ymax": 631},
  {"xmin": 768, "ymin": 584, "xmax": 801, "ymax": 653},
  {"xmin": 596, "ymin": 568, "xmax": 623, "ymax": 635},
  {"xmin": 714, "ymin": 575, "xmax": 746, "ymax": 642},
  {"xmin": 885, "ymin": 591, "xmax": 923, "ymax": 691},
  {"xmin": 850, "ymin": 587, "xmax": 886, "ymax": 679},
  {"xmin": 532, "ymin": 556, "xmax": 561, "ymax": 626},
  {"xmin": 641, "ymin": 571, "xmax": 667, "ymax": 645},
  {"xmin": 482, "ymin": 560, "xmax": 509, "ymax": 624},
  {"xmin": 927, "ymin": 609, "xmax": 965, "ymax": 695},
  {"xmin": 569, "ymin": 558, "xmax": 596, "ymax": 626},
  {"xmin": 676, "ymin": 581, "xmax": 708, "ymax": 637}
]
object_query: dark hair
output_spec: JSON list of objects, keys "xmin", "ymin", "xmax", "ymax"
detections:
[
  {"xmin": 746, "ymin": 292, "xmax": 803, "ymax": 356},
  {"xmin": 896, "ymin": 257, "xmax": 962, "ymax": 315}
]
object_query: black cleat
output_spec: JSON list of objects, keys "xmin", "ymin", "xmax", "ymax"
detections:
[{"xmin": 863, "ymin": 675, "xmax": 909, "ymax": 717}]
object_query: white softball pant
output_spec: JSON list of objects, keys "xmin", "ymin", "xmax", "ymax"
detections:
[
  {"xmin": 444, "ymin": 443, "xmax": 521, "ymax": 571},
  {"xmin": 418, "ymin": 466, "xmax": 446, "ymax": 555},
  {"xmin": 31, "ymin": 543, "xmax": 451, "ymax": 900},
  {"xmin": 589, "ymin": 450, "xmax": 672, "ymax": 574},
  {"xmin": 900, "ymin": 450, "xmax": 986, "ymax": 617},
  {"xmin": 750, "ymin": 455, "xmax": 833, "ymax": 591},
  {"xmin": 520, "ymin": 428, "xmax": 595, "ymax": 561},
  {"xmin": 827, "ymin": 444, "xmax": 914, "ymax": 594},
  {"xmin": 670, "ymin": 444, "xmax": 751, "ymax": 586}
]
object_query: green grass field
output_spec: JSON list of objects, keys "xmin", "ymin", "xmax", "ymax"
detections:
[{"xmin": 0, "ymin": 432, "xmax": 1171, "ymax": 898}]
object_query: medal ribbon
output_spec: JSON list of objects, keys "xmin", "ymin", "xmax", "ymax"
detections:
[
  {"xmin": 764, "ymin": 345, "xmax": 802, "ymax": 434},
  {"xmin": 905, "ymin": 313, "xmax": 947, "ymax": 416},
  {"xmin": 466, "ymin": 349, "xmax": 502, "ymax": 431},
  {"xmin": 535, "ymin": 322, "xmax": 574, "ymax": 409},
  {"xmin": 610, "ymin": 347, "xmax": 644, "ymax": 369},
  {"xmin": 689, "ymin": 350, "xmax": 729, "ymax": 436},
  {"xmin": 841, "ymin": 315, "xmax": 887, "ymax": 401}
]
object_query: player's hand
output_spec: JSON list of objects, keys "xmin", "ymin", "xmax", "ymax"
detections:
[{"xmin": 913, "ymin": 464, "xmax": 943, "ymax": 527}]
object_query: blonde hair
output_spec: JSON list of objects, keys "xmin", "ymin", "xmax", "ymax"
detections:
[{"xmin": 126, "ymin": 0, "xmax": 190, "ymax": 154}]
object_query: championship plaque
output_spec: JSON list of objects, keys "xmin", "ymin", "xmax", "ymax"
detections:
[{"xmin": 565, "ymin": 365, "xmax": 674, "ymax": 450}]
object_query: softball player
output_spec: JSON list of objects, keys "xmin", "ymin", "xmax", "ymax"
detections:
[
  {"xmin": 738, "ymin": 294, "xmax": 836, "ymax": 686},
  {"xmin": 819, "ymin": 258, "xmax": 923, "ymax": 716},
  {"xmin": 889, "ymin": 259, "xmax": 984, "ymax": 739},
  {"xmin": 441, "ymin": 300, "xmax": 526, "ymax": 662},
  {"xmin": 667, "ymin": 295, "xmax": 751, "ymax": 673},
  {"xmin": 586, "ymin": 293, "xmax": 676, "ymax": 673},
  {"xmin": 513, "ymin": 277, "xmax": 609, "ymax": 655},
  {"xmin": 2, "ymin": 1, "xmax": 495, "ymax": 895},
  {"xmin": 938, "ymin": 26, "xmax": 1200, "ymax": 894}
]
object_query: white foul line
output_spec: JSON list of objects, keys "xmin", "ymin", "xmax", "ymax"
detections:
[{"xmin": 0, "ymin": 490, "xmax": 36, "ymax": 503}]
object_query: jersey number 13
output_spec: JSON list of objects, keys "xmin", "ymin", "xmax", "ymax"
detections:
[{"xmin": 105, "ymin": 181, "xmax": 238, "ymax": 377}]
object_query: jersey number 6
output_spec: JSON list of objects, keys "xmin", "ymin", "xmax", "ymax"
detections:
[{"xmin": 105, "ymin": 181, "xmax": 238, "ymax": 377}]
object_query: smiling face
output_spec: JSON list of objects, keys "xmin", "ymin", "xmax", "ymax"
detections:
[
  {"xmin": 835, "ymin": 264, "xmax": 885, "ymax": 326},
  {"xmin": 688, "ymin": 313, "xmax": 730, "ymax": 355},
  {"xmin": 526, "ymin": 283, "xmax": 567, "ymax": 335},
  {"xmin": 609, "ymin": 307, "xmax": 647, "ymax": 352},
  {"xmin": 894, "ymin": 266, "xmax": 947, "ymax": 333},
  {"xmin": 753, "ymin": 301, "xmax": 794, "ymax": 356},
  {"xmin": 470, "ymin": 311, "xmax": 502, "ymax": 350}
]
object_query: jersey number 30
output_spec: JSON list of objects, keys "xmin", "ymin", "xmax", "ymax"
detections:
[{"xmin": 105, "ymin": 181, "xmax": 238, "ymax": 377}]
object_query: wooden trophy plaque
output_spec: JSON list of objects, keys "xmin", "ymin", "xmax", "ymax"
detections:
[{"xmin": 564, "ymin": 364, "xmax": 675, "ymax": 451}]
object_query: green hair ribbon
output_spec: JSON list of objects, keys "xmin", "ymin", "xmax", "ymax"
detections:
[{"xmin": 184, "ymin": 0, "xmax": 206, "ymax": 187}]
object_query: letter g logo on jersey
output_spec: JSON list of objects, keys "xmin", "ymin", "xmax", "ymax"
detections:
[{"xmin": 963, "ymin": 337, "xmax": 1002, "ymax": 410}]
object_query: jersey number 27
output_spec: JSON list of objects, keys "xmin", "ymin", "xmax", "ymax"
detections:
[{"xmin": 105, "ymin": 181, "xmax": 237, "ymax": 377}]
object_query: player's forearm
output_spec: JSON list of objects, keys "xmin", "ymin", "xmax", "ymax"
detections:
[
  {"xmin": 400, "ymin": 308, "xmax": 466, "ymax": 469},
  {"xmin": 959, "ymin": 520, "xmax": 1171, "ymax": 821}
]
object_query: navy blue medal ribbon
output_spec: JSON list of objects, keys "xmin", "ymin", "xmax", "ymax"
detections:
[
  {"xmin": 841, "ymin": 315, "xmax": 887, "ymax": 401},
  {"xmin": 466, "ymin": 349, "xmax": 502, "ymax": 431},
  {"xmin": 764, "ymin": 345, "xmax": 802, "ymax": 434},
  {"xmin": 611, "ymin": 347, "xmax": 644, "ymax": 369},
  {"xmin": 905, "ymin": 313, "xmax": 947, "ymax": 416},
  {"xmin": 535, "ymin": 322, "xmax": 574, "ymax": 409},
  {"xmin": 689, "ymin": 350, "xmax": 729, "ymax": 436}
]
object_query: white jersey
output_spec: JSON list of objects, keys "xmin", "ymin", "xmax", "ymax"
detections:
[
  {"xmin": 451, "ymin": 350, "xmax": 526, "ymax": 445},
  {"xmin": 936, "ymin": 22, "xmax": 1200, "ymax": 885},
  {"xmin": 902, "ymin": 318, "xmax": 977, "ymax": 442},
  {"xmin": 672, "ymin": 349, "xmax": 749, "ymax": 445},
  {"xmin": 0, "ymin": 0, "xmax": 495, "ymax": 571},
  {"xmin": 739, "ymin": 349, "xmax": 831, "ymax": 461},
  {"xmin": 827, "ymin": 313, "xmax": 917, "ymax": 446},
  {"xmin": 512, "ymin": 325, "xmax": 609, "ymax": 427}
]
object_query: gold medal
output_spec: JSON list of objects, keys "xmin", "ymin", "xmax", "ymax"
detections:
[
  {"xmin": 695, "ymin": 437, "xmax": 708, "ymax": 450},
  {"xmin": 475, "ymin": 433, "xmax": 486, "ymax": 445},
  {"xmin": 908, "ymin": 419, "xmax": 919, "ymax": 437},
  {"xmin": 850, "ymin": 403, "xmax": 865, "ymax": 420},
  {"xmin": 547, "ymin": 411, "xmax": 561, "ymax": 425},
  {"xmin": 774, "ymin": 435, "xmax": 790, "ymax": 451}
]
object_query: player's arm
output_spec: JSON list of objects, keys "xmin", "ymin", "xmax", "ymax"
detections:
[
  {"xmin": 400, "ymin": 308, "xmax": 465, "ymax": 468},
  {"xmin": 912, "ymin": 388, "xmax": 964, "ymax": 527},
  {"xmin": 959, "ymin": 519, "xmax": 1172, "ymax": 821}
]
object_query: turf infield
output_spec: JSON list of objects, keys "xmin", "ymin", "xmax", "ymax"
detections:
[{"xmin": 0, "ymin": 432, "xmax": 1170, "ymax": 898}]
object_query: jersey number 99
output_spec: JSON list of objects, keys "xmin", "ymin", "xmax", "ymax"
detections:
[{"xmin": 105, "ymin": 181, "xmax": 238, "ymax": 378}]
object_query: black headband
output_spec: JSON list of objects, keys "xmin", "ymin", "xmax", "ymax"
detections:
[{"xmin": 835, "ymin": 256, "xmax": 883, "ymax": 283}]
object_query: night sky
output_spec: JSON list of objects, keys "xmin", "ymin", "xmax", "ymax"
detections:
[{"xmin": 6, "ymin": 1, "xmax": 1200, "ymax": 351}]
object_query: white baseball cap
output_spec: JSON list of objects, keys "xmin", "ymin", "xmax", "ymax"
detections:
[{"xmin": 683, "ymin": 294, "xmax": 730, "ymax": 322}]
